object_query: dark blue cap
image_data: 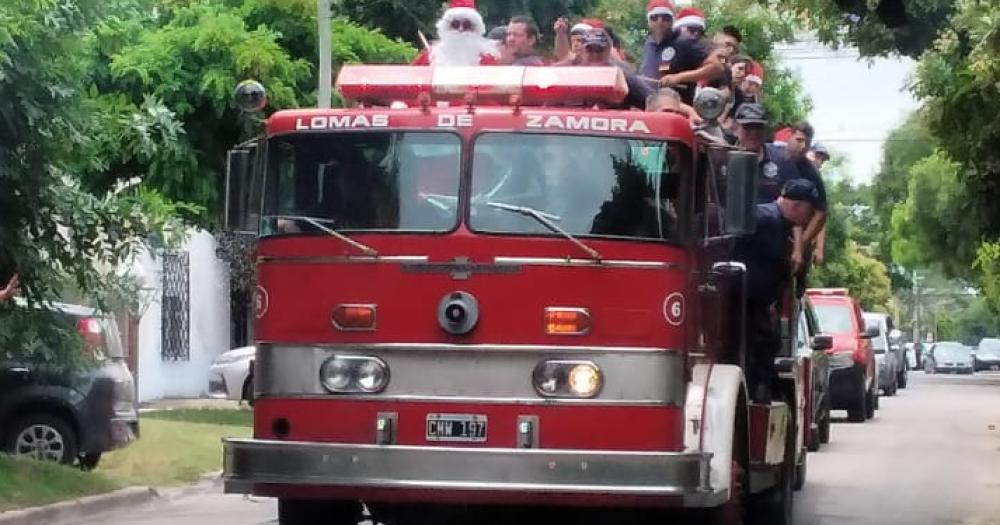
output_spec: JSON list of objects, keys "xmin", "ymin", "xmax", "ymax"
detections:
[{"xmin": 781, "ymin": 179, "xmax": 820, "ymax": 206}]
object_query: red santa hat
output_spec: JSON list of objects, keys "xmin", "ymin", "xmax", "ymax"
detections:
[
  {"xmin": 571, "ymin": 18, "xmax": 605, "ymax": 35},
  {"xmin": 646, "ymin": 0, "xmax": 675, "ymax": 19},
  {"xmin": 673, "ymin": 7, "xmax": 706, "ymax": 30},
  {"xmin": 746, "ymin": 61, "xmax": 765, "ymax": 85},
  {"xmin": 440, "ymin": 0, "xmax": 486, "ymax": 35},
  {"xmin": 773, "ymin": 127, "xmax": 792, "ymax": 145}
]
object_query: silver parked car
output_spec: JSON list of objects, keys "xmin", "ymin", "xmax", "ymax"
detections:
[
  {"xmin": 864, "ymin": 312, "xmax": 905, "ymax": 396},
  {"xmin": 925, "ymin": 342, "xmax": 975, "ymax": 374}
]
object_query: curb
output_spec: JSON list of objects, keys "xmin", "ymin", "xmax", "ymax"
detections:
[{"xmin": 0, "ymin": 486, "xmax": 159, "ymax": 525}]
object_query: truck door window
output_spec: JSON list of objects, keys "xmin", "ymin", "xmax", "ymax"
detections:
[
  {"xmin": 262, "ymin": 132, "xmax": 461, "ymax": 236},
  {"xmin": 469, "ymin": 133, "xmax": 689, "ymax": 243}
]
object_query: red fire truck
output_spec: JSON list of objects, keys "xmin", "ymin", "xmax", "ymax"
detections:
[{"xmin": 222, "ymin": 65, "xmax": 807, "ymax": 525}]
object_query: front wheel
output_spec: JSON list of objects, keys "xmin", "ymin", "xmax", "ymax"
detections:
[
  {"xmin": 748, "ymin": 410, "xmax": 795, "ymax": 525},
  {"xmin": 866, "ymin": 384, "xmax": 877, "ymax": 419},
  {"xmin": 3, "ymin": 414, "xmax": 78, "ymax": 465},
  {"xmin": 818, "ymin": 411, "xmax": 831, "ymax": 444},
  {"xmin": 277, "ymin": 499, "xmax": 362, "ymax": 525},
  {"xmin": 847, "ymin": 377, "xmax": 866, "ymax": 423}
]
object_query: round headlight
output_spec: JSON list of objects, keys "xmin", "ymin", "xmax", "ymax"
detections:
[
  {"xmin": 356, "ymin": 358, "xmax": 390, "ymax": 393},
  {"xmin": 693, "ymin": 87, "xmax": 726, "ymax": 121},
  {"xmin": 319, "ymin": 357, "xmax": 353, "ymax": 392},
  {"xmin": 568, "ymin": 364, "xmax": 602, "ymax": 398}
]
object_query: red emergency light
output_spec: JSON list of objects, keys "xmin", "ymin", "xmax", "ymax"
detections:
[{"xmin": 336, "ymin": 66, "xmax": 629, "ymax": 106}]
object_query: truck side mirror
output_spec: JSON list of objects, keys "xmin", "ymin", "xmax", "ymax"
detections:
[
  {"xmin": 225, "ymin": 148, "xmax": 255, "ymax": 233},
  {"xmin": 723, "ymin": 150, "xmax": 758, "ymax": 236},
  {"xmin": 811, "ymin": 334, "xmax": 834, "ymax": 351}
]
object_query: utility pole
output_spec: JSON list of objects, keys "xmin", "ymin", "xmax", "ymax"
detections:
[
  {"xmin": 317, "ymin": 0, "xmax": 332, "ymax": 108},
  {"xmin": 912, "ymin": 270, "xmax": 921, "ymax": 344}
]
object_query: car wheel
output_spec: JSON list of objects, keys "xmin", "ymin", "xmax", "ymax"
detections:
[
  {"xmin": 847, "ymin": 378, "xmax": 866, "ymax": 423},
  {"xmin": 242, "ymin": 375, "xmax": 254, "ymax": 407},
  {"xmin": 818, "ymin": 411, "xmax": 831, "ymax": 444},
  {"xmin": 898, "ymin": 370, "xmax": 908, "ymax": 389},
  {"xmin": 278, "ymin": 499, "xmax": 361, "ymax": 525},
  {"xmin": 3, "ymin": 413, "xmax": 78, "ymax": 465},
  {"xmin": 78, "ymin": 452, "xmax": 102, "ymax": 471},
  {"xmin": 793, "ymin": 448, "xmax": 807, "ymax": 491},
  {"xmin": 807, "ymin": 425, "xmax": 820, "ymax": 452},
  {"xmin": 866, "ymin": 385, "xmax": 877, "ymax": 419}
]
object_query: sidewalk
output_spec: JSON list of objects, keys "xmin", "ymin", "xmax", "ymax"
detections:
[{"xmin": 139, "ymin": 397, "xmax": 244, "ymax": 411}]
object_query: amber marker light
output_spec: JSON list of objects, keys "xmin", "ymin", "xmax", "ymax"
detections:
[
  {"xmin": 332, "ymin": 304, "xmax": 377, "ymax": 331},
  {"xmin": 544, "ymin": 307, "xmax": 592, "ymax": 335}
]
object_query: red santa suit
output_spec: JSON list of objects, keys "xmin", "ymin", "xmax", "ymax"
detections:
[{"xmin": 412, "ymin": 0, "xmax": 500, "ymax": 66}]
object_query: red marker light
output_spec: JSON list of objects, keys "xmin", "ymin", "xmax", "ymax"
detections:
[{"xmin": 332, "ymin": 305, "xmax": 377, "ymax": 331}]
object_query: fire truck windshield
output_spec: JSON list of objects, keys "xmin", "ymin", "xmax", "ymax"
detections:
[
  {"xmin": 469, "ymin": 133, "xmax": 686, "ymax": 243},
  {"xmin": 261, "ymin": 132, "xmax": 461, "ymax": 236}
]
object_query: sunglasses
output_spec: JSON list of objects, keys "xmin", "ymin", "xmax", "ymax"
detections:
[
  {"xmin": 450, "ymin": 18, "xmax": 474, "ymax": 31},
  {"xmin": 648, "ymin": 14, "xmax": 673, "ymax": 22}
]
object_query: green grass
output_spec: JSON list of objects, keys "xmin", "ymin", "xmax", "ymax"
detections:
[
  {"xmin": 0, "ymin": 456, "xmax": 122, "ymax": 512},
  {"xmin": 141, "ymin": 408, "xmax": 252, "ymax": 427},
  {"xmin": 0, "ymin": 411, "xmax": 251, "ymax": 511},
  {"xmin": 95, "ymin": 418, "xmax": 251, "ymax": 487}
]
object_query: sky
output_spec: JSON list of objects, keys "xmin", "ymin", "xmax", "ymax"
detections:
[{"xmin": 776, "ymin": 39, "xmax": 918, "ymax": 184}]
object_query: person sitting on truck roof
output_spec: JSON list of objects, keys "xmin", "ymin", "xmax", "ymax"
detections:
[
  {"xmin": 735, "ymin": 179, "xmax": 820, "ymax": 403},
  {"xmin": 502, "ymin": 16, "xmax": 545, "ymax": 66},
  {"xmin": 557, "ymin": 29, "xmax": 652, "ymax": 109}
]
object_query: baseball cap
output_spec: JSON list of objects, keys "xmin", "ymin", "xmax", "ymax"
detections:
[
  {"xmin": 781, "ymin": 179, "xmax": 820, "ymax": 207},
  {"xmin": 734, "ymin": 103, "xmax": 767, "ymax": 126},
  {"xmin": 487, "ymin": 26, "xmax": 507, "ymax": 41},
  {"xmin": 811, "ymin": 142, "xmax": 830, "ymax": 159},
  {"xmin": 582, "ymin": 29, "xmax": 611, "ymax": 51}
]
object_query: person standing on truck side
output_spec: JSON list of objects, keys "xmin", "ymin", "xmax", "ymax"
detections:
[
  {"xmin": 735, "ymin": 180, "xmax": 820, "ymax": 403},
  {"xmin": 503, "ymin": 16, "xmax": 545, "ymax": 66},
  {"xmin": 779, "ymin": 122, "xmax": 828, "ymax": 275},
  {"xmin": 0, "ymin": 274, "xmax": 19, "ymax": 302}
]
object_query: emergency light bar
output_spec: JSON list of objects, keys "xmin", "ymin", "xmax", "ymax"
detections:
[
  {"xmin": 336, "ymin": 66, "xmax": 629, "ymax": 106},
  {"xmin": 809, "ymin": 288, "xmax": 849, "ymax": 296}
]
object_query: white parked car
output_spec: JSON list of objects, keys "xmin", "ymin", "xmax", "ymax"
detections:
[{"xmin": 208, "ymin": 346, "xmax": 255, "ymax": 404}]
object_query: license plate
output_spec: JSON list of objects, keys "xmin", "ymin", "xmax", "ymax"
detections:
[{"xmin": 426, "ymin": 414, "xmax": 487, "ymax": 443}]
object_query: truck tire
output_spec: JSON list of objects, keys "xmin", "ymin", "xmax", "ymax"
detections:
[
  {"xmin": 3, "ymin": 413, "xmax": 78, "ymax": 465},
  {"xmin": 277, "ymin": 499, "xmax": 361, "ymax": 525},
  {"xmin": 846, "ymin": 377, "xmax": 866, "ymax": 423},
  {"xmin": 748, "ymin": 408, "xmax": 795, "ymax": 525},
  {"xmin": 818, "ymin": 411, "xmax": 831, "ymax": 444},
  {"xmin": 705, "ymin": 399, "xmax": 750, "ymax": 525},
  {"xmin": 793, "ymin": 447, "xmax": 807, "ymax": 491}
]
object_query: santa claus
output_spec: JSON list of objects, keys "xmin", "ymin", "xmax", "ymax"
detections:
[{"xmin": 413, "ymin": 0, "xmax": 500, "ymax": 66}]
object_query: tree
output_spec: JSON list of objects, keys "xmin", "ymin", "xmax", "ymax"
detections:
[
  {"xmin": 0, "ymin": 0, "xmax": 181, "ymax": 367},
  {"xmin": 772, "ymin": 0, "xmax": 954, "ymax": 58}
]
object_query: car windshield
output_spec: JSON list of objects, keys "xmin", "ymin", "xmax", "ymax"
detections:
[
  {"xmin": 262, "ymin": 132, "xmax": 461, "ymax": 236},
  {"xmin": 934, "ymin": 343, "xmax": 971, "ymax": 361},
  {"xmin": 976, "ymin": 339, "xmax": 1000, "ymax": 357},
  {"xmin": 468, "ymin": 133, "xmax": 688, "ymax": 243},
  {"xmin": 813, "ymin": 303, "xmax": 855, "ymax": 334}
]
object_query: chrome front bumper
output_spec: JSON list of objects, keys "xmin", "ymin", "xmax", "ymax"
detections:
[{"xmin": 223, "ymin": 438, "xmax": 723, "ymax": 507}]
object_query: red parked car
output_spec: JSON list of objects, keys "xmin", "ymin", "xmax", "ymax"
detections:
[{"xmin": 805, "ymin": 289, "xmax": 879, "ymax": 423}]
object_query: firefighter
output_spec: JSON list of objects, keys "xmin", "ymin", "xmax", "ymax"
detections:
[{"xmin": 735, "ymin": 179, "xmax": 820, "ymax": 403}]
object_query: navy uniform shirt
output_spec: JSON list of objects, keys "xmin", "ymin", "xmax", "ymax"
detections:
[
  {"xmin": 639, "ymin": 33, "xmax": 710, "ymax": 105},
  {"xmin": 735, "ymin": 202, "xmax": 793, "ymax": 307},
  {"xmin": 757, "ymin": 144, "xmax": 828, "ymax": 212}
]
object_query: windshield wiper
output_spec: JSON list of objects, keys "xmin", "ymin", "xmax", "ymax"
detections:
[
  {"xmin": 270, "ymin": 215, "xmax": 379, "ymax": 257},
  {"xmin": 486, "ymin": 202, "xmax": 602, "ymax": 262}
]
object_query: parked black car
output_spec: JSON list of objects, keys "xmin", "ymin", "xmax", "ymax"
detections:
[
  {"xmin": 0, "ymin": 303, "xmax": 138, "ymax": 468},
  {"xmin": 974, "ymin": 338, "xmax": 1000, "ymax": 372}
]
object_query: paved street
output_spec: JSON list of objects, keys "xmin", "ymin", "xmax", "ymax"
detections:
[{"xmin": 59, "ymin": 373, "xmax": 1000, "ymax": 525}]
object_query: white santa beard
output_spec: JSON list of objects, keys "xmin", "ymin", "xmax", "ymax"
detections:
[{"xmin": 431, "ymin": 29, "xmax": 498, "ymax": 66}]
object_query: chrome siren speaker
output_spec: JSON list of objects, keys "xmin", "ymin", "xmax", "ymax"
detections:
[{"xmin": 438, "ymin": 291, "xmax": 479, "ymax": 335}]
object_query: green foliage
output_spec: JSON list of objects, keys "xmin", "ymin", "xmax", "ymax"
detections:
[
  {"xmin": 889, "ymin": 151, "xmax": 983, "ymax": 278},
  {"xmin": 812, "ymin": 242, "xmax": 893, "ymax": 311},
  {"xmin": 773, "ymin": 0, "xmax": 954, "ymax": 58}
]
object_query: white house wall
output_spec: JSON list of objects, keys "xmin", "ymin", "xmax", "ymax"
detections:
[{"xmin": 135, "ymin": 230, "xmax": 231, "ymax": 403}]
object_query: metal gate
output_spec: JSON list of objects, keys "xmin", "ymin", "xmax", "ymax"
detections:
[{"xmin": 161, "ymin": 250, "xmax": 190, "ymax": 361}]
